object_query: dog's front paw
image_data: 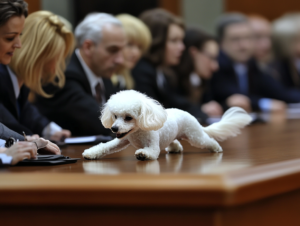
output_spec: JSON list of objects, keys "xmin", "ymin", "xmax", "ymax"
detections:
[
  {"xmin": 165, "ymin": 139, "xmax": 183, "ymax": 153},
  {"xmin": 135, "ymin": 149, "xmax": 157, "ymax": 161},
  {"xmin": 82, "ymin": 144, "xmax": 105, "ymax": 160}
]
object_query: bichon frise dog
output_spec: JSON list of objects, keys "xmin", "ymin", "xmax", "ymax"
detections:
[{"xmin": 82, "ymin": 90, "xmax": 252, "ymax": 161}]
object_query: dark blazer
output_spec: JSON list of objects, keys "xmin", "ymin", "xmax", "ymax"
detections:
[
  {"xmin": 132, "ymin": 58, "xmax": 208, "ymax": 123},
  {"xmin": 211, "ymin": 52, "xmax": 300, "ymax": 111},
  {"xmin": 0, "ymin": 65, "xmax": 50, "ymax": 135},
  {"xmin": 275, "ymin": 59, "xmax": 300, "ymax": 89},
  {"xmin": 0, "ymin": 122, "xmax": 24, "ymax": 141},
  {"xmin": 34, "ymin": 53, "xmax": 117, "ymax": 136}
]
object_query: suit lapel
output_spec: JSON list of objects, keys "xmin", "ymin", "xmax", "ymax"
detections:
[
  {"xmin": 0, "ymin": 65, "xmax": 19, "ymax": 119},
  {"xmin": 69, "ymin": 53, "xmax": 93, "ymax": 96},
  {"xmin": 103, "ymin": 78, "xmax": 117, "ymax": 101}
]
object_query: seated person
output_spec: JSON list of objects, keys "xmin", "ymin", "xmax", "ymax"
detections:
[
  {"xmin": 211, "ymin": 13, "xmax": 300, "ymax": 112},
  {"xmin": 111, "ymin": 14, "xmax": 152, "ymax": 90},
  {"xmin": 34, "ymin": 13, "xmax": 126, "ymax": 136},
  {"xmin": 176, "ymin": 27, "xmax": 223, "ymax": 117},
  {"xmin": 0, "ymin": 135, "xmax": 61, "ymax": 166},
  {"xmin": 1, "ymin": 10, "xmax": 73, "ymax": 140},
  {"xmin": 272, "ymin": 14, "xmax": 300, "ymax": 89},
  {"xmin": 132, "ymin": 9, "xmax": 208, "ymax": 123},
  {"xmin": 0, "ymin": 3, "xmax": 61, "ymax": 166},
  {"xmin": 248, "ymin": 15, "xmax": 275, "ymax": 75},
  {"xmin": 0, "ymin": 142, "xmax": 38, "ymax": 166}
]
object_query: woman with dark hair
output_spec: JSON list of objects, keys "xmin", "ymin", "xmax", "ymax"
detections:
[
  {"xmin": 132, "ymin": 8, "xmax": 208, "ymax": 123},
  {"xmin": 0, "ymin": 0, "xmax": 60, "ymax": 165},
  {"xmin": 176, "ymin": 27, "xmax": 223, "ymax": 117}
]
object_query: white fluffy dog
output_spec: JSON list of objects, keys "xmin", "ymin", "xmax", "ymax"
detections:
[{"xmin": 82, "ymin": 90, "xmax": 252, "ymax": 161}]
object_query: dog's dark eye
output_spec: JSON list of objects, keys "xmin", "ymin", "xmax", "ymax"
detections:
[
  {"xmin": 125, "ymin": 116, "xmax": 132, "ymax": 121},
  {"xmin": 114, "ymin": 115, "xmax": 117, "ymax": 119}
]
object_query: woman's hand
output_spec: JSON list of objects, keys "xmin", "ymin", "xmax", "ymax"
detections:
[
  {"xmin": 201, "ymin": 101, "xmax": 223, "ymax": 117},
  {"xmin": 50, "ymin": 129, "xmax": 71, "ymax": 142},
  {"xmin": 26, "ymin": 134, "xmax": 40, "ymax": 141},
  {"xmin": 4, "ymin": 142, "xmax": 37, "ymax": 165},
  {"xmin": 270, "ymin": 99, "xmax": 286, "ymax": 112},
  {"xmin": 33, "ymin": 138, "xmax": 61, "ymax": 155},
  {"xmin": 226, "ymin": 94, "xmax": 252, "ymax": 112}
]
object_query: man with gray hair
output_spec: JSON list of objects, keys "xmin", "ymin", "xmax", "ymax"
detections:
[
  {"xmin": 211, "ymin": 13, "xmax": 300, "ymax": 113},
  {"xmin": 35, "ymin": 13, "xmax": 126, "ymax": 136}
]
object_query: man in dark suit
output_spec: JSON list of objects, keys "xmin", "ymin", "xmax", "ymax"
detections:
[
  {"xmin": 35, "ymin": 13, "xmax": 126, "ymax": 136},
  {"xmin": 211, "ymin": 13, "xmax": 300, "ymax": 112}
]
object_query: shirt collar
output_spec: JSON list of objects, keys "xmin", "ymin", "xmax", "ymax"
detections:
[
  {"xmin": 7, "ymin": 66, "xmax": 20, "ymax": 99},
  {"xmin": 75, "ymin": 48, "xmax": 105, "ymax": 97}
]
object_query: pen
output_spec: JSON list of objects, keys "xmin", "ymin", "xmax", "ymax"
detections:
[{"xmin": 22, "ymin": 131, "xmax": 28, "ymax": 141}]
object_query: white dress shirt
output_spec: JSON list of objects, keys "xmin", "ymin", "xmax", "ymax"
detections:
[
  {"xmin": 189, "ymin": 72, "xmax": 202, "ymax": 87},
  {"xmin": 75, "ymin": 49, "xmax": 106, "ymax": 105},
  {"xmin": 0, "ymin": 153, "xmax": 13, "ymax": 165},
  {"xmin": 6, "ymin": 66, "xmax": 62, "ymax": 139},
  {"xmin": 0, "ymin": 139, "xmax": 11, "ymax": 165},
  {"xmin": 0, "ymin": 139, "xmax": 5, "ymax": 148}
]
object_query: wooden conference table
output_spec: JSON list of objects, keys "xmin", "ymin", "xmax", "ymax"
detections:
[{"xmin": 1, "ymin": 113, "xmax": 300, "ymax": 226}]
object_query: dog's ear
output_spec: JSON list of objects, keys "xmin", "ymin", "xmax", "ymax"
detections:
[
  {"xmin": 138, "ymin": 97, "xmax": 167, "ymax": 131},
  {"xmin": 100, "ymin": 104, "xmax": 114, "ymax": 128}
]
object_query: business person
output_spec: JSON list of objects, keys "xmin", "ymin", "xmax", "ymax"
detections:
[
  {"xmin": 211, "ymin": 13, "xmax": 300, "ymax": 112},
  {"xmin": 132, "ymin": 9, "xmax": 208, "ymax": 123},
  {"xmin": 0, "ymin": 1, "xmax": 60, "ymax": 166},
  {"xmin": 176, "ymin": 27, "xmax": 223, "ymax": 117},
  {"xmin": 35, "ymin": 13, "xmax": 126, "ymax": 136},
  {"xmin": 3, "ymin": 11, "xmax": 74, "ymax": 140},
  {"xmin": 111, "ymin": 14, "xmax": 152, "ymax": 90}
]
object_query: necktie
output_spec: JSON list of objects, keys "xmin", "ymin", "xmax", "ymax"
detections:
[
  {"xmin": 95, "ymin": 82, "xmax": 102, "ymax": 104},
  {"xmin": 235, "ymin": 65, "xmax": 248, "ymax": 95}
]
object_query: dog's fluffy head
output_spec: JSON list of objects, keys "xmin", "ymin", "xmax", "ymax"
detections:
[{"xmin": 101, "ymin": 90, "xmax": 167, "ymax": 138}]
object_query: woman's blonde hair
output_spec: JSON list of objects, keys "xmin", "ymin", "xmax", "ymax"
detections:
[
  {"xmin": 117, "ymin": 14, "xmax": 151, "ymax": 54},
  {"xmin": 113, "ymin": 14, "xmax": 151, "ymax": 89},
  {"xmin": 10, "ymin": 10, "xmax": 74, "ymax": 98},
  {"xmin": 272, "ymin": 13, "xmax": 300, "ymax": 59}
]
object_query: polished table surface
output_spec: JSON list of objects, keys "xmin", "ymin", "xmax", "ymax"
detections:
[
  {"xmin": 3, "ymin": 116, "xmax": 300, "ymax": 174},
  {"xmin": 1, "ymin": 115, "xmax": 300, "ymax": 226}
]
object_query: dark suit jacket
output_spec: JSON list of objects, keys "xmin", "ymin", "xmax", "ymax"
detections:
[
  {"xmin": 34, "ymin": 53, "xmax": 117, "ymax": 136},
  {"xmin": 275, "ymin": 59, "xmax": 300, "ymax": 89},
  {"xmin": 0, "ymin": 65, "xmax": 50, "ymax": 135},
  {"xmin": 0, "ymin": 122, "xmax": 24, "ymax": 141},
  {"xmin": 211, "ymin": 52, "xmax": 300, "ymax": 111},
  {"xmin": 132, "ymin": 58, "xmax": 208, "ymax": 123}
]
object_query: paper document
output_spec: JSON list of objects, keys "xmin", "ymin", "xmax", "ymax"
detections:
[{"xmin": 65, "ymin": 136, "xmax": 97, "ymax": 144}]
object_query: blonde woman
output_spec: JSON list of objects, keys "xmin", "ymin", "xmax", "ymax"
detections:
[
  {"xmin": 112, "ymin": 14, "xmax": 151, "ymax": 90},
  {"xmin": 0, "ymin": 11, "xmax": 74, "ymax": 141},
  {"xmin": 272, "ymin": 14, "xmax": 300, "ymax": 89}
]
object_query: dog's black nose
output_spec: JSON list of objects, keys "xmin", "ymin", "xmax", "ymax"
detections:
[{"xmin": 111, "ymin": 126, "xmax": 118, "ymax": 133}]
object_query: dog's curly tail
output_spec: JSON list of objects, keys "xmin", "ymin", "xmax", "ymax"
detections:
[{"xmin": 203, "ymin": 107, "xmax": 252, "ymax": 142}]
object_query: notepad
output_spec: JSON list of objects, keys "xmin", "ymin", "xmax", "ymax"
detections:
[{"xmin": 64, "ymin": 136, "xmax": 97, "ymax": 144}]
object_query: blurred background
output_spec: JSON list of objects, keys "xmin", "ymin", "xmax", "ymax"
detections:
[{"xmin": 24, "ymin": 0, "xmax": 300, "ymax": 34}]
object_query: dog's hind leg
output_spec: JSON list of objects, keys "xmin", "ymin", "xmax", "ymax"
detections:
[
  {"xmin": 184, "ymin": 131, "xmax": 223, "ymax": 153},
  {"xmin": 165, "ymin": 139, "xmax": 183, "ymax": 153}
]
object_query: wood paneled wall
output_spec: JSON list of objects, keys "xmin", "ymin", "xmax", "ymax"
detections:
[
  {"xmin": 25, "ymin": 0, "xmax": 40, "ymax": 14},
  {"xmin": 159, "ymin": 0, "xmax": 182, "ymax": 16},
  {"xmin": 226, "ymin": 0, "xmax": 300, "ymax": 21}
]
